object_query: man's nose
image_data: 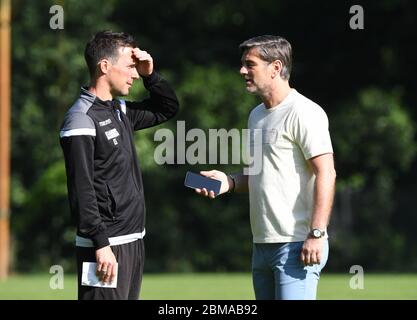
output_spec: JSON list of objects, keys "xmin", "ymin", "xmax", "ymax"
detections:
[{"xmin": 240, "ymin": 66, "xmax": 248, "ymax": 75}]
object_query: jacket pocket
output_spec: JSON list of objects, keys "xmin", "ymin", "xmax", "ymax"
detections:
[{"xmin": 106, "ymin": 183, "xmax": 117, "ymax": 219}]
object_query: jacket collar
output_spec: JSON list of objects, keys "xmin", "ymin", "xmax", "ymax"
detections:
[{"xmin": 80, "ymin": 86, "xmax": 116, "ymax": 108}]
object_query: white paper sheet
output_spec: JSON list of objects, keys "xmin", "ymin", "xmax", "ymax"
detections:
[{"xmin": 81, "ymin": 262, "xmax": 118, "ymax": 288}]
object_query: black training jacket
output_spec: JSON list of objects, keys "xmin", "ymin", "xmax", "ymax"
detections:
[{"xmin": 60, "ymin": 72, "xmax": 179, "ymax": 249}]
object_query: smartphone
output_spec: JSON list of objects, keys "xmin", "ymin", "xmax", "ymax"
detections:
[{"xmin": 184, "ymin": 171, "xmax": 222, "ymax": 196}]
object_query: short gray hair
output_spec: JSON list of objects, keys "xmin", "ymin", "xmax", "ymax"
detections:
[{"xmin": 239, "ymin": 35, "xmax": 292, "ymax": 80}]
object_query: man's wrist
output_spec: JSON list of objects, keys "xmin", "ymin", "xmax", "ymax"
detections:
[
  {"xmin": 142, "ymin": 71, "xmax": 160, "ymax": 89},
  {"xmin": 309, "ymin": 228, "xmax": 326, "ymax": 239}
]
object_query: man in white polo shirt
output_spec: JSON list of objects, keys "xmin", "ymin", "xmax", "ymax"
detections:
[{"xmin": 197, "ymin": 35, "xmax": 336, "ymax": 300}]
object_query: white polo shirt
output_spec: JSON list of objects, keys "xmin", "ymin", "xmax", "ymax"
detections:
[{"xmin": 247, "ymin": 89, "xmax": 333, "ymax": 243}]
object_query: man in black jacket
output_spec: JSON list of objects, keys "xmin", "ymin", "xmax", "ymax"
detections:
[{"xmin": 60, "ymin": 31, "xmax": 179, "ymax": 300}]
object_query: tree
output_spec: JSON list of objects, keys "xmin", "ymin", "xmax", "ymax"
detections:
[
  {"xmin": 10, "ymin": 0, "xmax": 417, "ymax": 273},
  {"xmin": 330, "ymin": 87, "xmax": 416, "ymax": 270}
]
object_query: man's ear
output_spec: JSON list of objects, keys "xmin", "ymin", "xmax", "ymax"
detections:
[
  {"xmin": 271, "ymin": 59, "xmax": 283, "ymax": 79},
  {"xmin": 98, "ymin": 59, "xmax": 111, "ymax": 75}
]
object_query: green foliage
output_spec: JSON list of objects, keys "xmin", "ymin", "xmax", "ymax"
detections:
[
  {"xmin": 13, "ymin": 161, "xmax": 73, "ymax": 272},
  {"xmin": 8, "ymin": 1, "xmax": 417, "ymax": 274},
  {"xmin": 332, "ymin": 88, "xmax": 416, "ymax": 184},
  {"xmin": 329, "ymin": 88, "xmax": 416, "ymax": 271},
  {"xmin": 176, "ymin": 64, "xmax": 257, "ymax": 129}
]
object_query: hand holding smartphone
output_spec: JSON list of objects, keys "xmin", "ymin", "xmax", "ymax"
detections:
[{"xmin": 184, "ymin": 171, "xmax": 222, "ymax": 196}]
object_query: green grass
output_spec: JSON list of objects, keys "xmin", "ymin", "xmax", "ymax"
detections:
[
  {"xmin": 318, "ymin": 273, "xmax": 417, "ymax": 300},
  {"xmin": 0, "ymin": 273, "xmax": 416, "ymax": 300},
  {"xmin": 141, "ymin": 273, "xmax": 254, "ymax": 300},
  {"xmin": 0, "ymin": 273, "xmax": 77, "ymax": 300}
]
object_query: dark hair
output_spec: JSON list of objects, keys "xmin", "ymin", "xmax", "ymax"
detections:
[
  {"xmin": 239, "ymin": 35, "xmax": 292, "ymax": 80},
  {"xmin": 84, "ymin": 30, "xmax": 137, "ymax": 78}
]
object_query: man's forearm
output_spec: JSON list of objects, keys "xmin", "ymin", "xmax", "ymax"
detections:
[{"xmin": 310, "ymin": 169, "xmax": 336, "ymax": 230}]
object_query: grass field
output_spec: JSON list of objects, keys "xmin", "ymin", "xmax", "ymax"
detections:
[{"xmin": 0, "ymin": 273, "xmax": 416, "ymax": 300}]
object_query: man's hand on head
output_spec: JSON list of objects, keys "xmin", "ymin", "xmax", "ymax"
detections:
[{"xmin": 132, "ymin": 48, "xmax": 154, "ymax": 77}]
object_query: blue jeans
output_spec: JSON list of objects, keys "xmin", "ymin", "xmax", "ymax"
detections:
[{"xmin": 252, "ymin": 240, "xmax": 329, "ymax": 300}]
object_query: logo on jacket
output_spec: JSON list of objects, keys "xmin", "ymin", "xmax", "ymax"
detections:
[
  {"xmin": 99, "ymin": 118, "xmax": 112, "ymax": 127},
  {"xmin": 105, "ymin": 128, "xmax": 120, "ymax": 140}
]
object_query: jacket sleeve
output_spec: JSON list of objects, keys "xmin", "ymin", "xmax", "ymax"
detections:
[
  {"xmin": 60, "ymin": 113, "xmax": 110, "ymax": 249},
  {"xmin": 124, "ymin": 71, "xmax": 179, "ymax": 130}
]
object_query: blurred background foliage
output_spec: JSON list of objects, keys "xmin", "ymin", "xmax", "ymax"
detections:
[{"xmin": 8, "ymin": 0, "xmax": 417, "ymax": 273}]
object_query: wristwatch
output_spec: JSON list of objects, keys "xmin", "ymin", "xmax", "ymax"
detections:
[{"xmin": 310, "ymin": 228, "xmax": 325, "ymax": 239}]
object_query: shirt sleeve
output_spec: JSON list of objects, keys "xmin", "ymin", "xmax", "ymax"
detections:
[
  {"xmin": 124, "ymin": 71, "xmax": 179, "ymax": 130},
  {"xmin": 292, "ymin": 104, "xmax": 334, "ymax": 160},
  {"xmin": 60, "ymin": 113, "xmax": 110, "ymax": 249}
]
